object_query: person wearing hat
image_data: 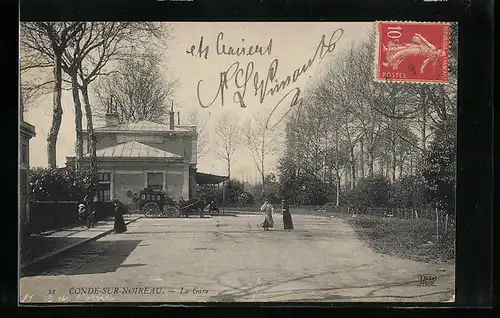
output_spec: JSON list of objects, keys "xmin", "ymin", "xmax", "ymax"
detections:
[
  {"xmin": 113, "ymin": 200, "xmax": 127, "ymax": 234},
  {"xmin": 259, "ymin": 200, "xmax": 274, "ymax": 231},
  {"xmin": 78, "ymin": 203, "xmax": 86, "ymax": 226}
]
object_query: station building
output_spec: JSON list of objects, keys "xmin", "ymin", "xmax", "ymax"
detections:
[{"xmin": 66, "ymin": 105, "xmax": 227, "ymax": 206}]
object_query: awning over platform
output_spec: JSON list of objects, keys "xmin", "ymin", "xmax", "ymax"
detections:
[{"xmin": 196, "ymin": 172, "xmax": 229, "ymax": 185}]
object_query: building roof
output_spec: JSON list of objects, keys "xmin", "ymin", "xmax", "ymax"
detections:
[
  {"xmin": 196, "ymin": 172, "xmax": 229, "ymax": 184},
  {"xmin": 94, "ymin": 120, "xmax": 190, "ymax": 132},
  {"xmin": 85, "ymin": 141, "xmax": 182, "ymax": 159},
  {"xmin": 20, "ymin": 120, "xmax": 36, "ymax": 138}
]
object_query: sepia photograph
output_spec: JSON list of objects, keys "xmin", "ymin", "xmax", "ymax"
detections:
[{"xmin": 19, "ymin": 21, "xmax": 457, "ymax": 303}]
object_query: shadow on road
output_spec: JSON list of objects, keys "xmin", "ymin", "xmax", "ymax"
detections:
[
  {"xmin": 21, "ymin": 240, "xmax": 142, "ymax": 277},
  {"xmin": 20, "ymin": 236, "xmax": 88, "ymax": 266},
  {"xmin": 208, "ymin": 268, "xmax": 454, "ymax": 302}
]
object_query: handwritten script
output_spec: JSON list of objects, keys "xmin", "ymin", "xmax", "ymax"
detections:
[{"xmin": 189, "ymin": 29, "xmax": 344, "ymax": 130}]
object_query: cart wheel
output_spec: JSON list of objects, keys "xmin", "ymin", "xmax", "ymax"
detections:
[
  {"xmin": 166, "ymin": 206, "xmax": 177, "ymax": 218},
  {"xmin": 143, "ymin": 202, "xmax": 160, "ymax": 217}
]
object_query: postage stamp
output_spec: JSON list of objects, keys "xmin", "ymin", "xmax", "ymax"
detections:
[{"xmin": 374, "ymin": 21, "xmax": 450, "ymax": 83}]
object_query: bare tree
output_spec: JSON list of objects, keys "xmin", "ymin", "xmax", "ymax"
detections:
[
  {"xmin": 20, "ymin": 81, "xmax": 52, "ymax": 119},
  {"xmin": 319, "ymin": 49, "xmax": 365, "ymax": 189},
  {"xmin": 184, "ymin": 109, "xmax": 210, "ymax": 160},
  {"xmin": 243, "ymin": 110, "xmax": 283, "ymax": 196},
  {"xmin": 77, "ymin": 22, "xmax": 171, "ymax": 171},
  {"xmin": 20, "ymin": 22, "xmax": 83, "ymax": 168},
  {"xmin": 277, "ymin": 24, "xmax": 457, "ymax": 209},
  {"xmin": 92, "ymin": 51, "xmax": 176, "ymax": 124},
  {"xmin": 214, "ymin": 112, "xmax": 241, "ymax": 179},
  {"xmin": 20, "ymin": 22, "xmax": 171, "ymax": 170}
]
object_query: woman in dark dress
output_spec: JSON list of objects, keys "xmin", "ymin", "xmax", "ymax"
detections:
[
  {"xmin": 281, "ymin": 198, "xmax": 294, "ymax": 230},
  {"xmin": 113, "ymin": 201, "xmax": 127, "ymax": 234}
]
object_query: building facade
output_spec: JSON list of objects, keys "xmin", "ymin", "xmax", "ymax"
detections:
[
  {"xmin": 20, "ymin": 120, "xmax": 36, "ymax": 234},
  {"xmin": 66, "ymin": 106, "xmax": 200, "ymax": 206}
]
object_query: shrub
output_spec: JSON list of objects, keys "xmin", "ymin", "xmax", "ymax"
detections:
[
  {"xmin": 348, "ymin": 176, "xmax": 393, "ymax": 209},
  {"xmin": 29, "ymin": 167, "xmax": 97, "ymax": 202},
  {"xmin": 390, "ymin": 175, "xmax": 428, "ymax": 209},
  {"xmin": 422, "ymin": 117, "xmax": 456, "ymax": 216}
]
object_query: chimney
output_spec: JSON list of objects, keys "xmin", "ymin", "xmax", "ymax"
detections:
[
  {"xmin": 105, "ymin": 95, "xmax": 119, "ymax": 126},
  {"xmin": 169, "ymin": 101, "xmax": 175, "ymax": 130}
]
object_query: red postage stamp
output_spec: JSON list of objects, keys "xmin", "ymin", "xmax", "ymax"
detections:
[{"xmin": 375, "ymin": 21, "xmax": 450, "ymax": 83}]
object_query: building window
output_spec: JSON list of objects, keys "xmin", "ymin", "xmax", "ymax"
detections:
[
  {"xmin": 20, "ymin": 144, "xmax": 28, "ymax": 164},
  {"xmin": 98, "ymin": 173, "xmax": 111, "ymax": 182},
  {"xmin": 97, "ymin": 173, "xmax": 111, "ymax": 201},
  {"xmin": 147, "ymin": 173, "xmax": 163, "ymax": 191},
  {"xmin": 97, "ymin": 185, "xmax": 111, "ymax": 202}
]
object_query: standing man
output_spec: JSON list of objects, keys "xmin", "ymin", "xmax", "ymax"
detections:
[
  {"xmin": 84, "ymin": 195, "xmax": 91, "ymax": 228},
  {"xmin": 85, "ymin": 194, "xmax": 97, "ymax": 228}
]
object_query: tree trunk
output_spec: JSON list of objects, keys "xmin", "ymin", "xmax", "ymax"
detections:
[
  {"xmin": 71, "ymin": 73, "xmax": 84, "ymax": 166},
  {"xmin": 399, "ymin": 154, "xmax": 404, "ymax": 178},
  {"xmin": 368, "ymin": 150, "xmax": 374, "ymax": 177},
  {"xmin": 336, "ymin": 174, "xmax": 341, "ymax": 207},
  {"xmin": 409, "ymin": 147, "xmax": 413, "ymax": 175},
  {"xmin": 391, "ymin": 131, "xmax": 396, "ymax": 182},
  {"xmin": 47, "ymin": 52, "xmax": 63, "ymax": 168},
  {"xmin": 360, "ymin": 136, "xmax": 365, "ymax": 179},
  {"xmin": 421, "ymin": 87, "xmax": 427, "ymax": 156},
  {"xmin": 227, "ymin": 159, "xmax": 231, "ymax": 180},
  {"xmin": 81, "ymin": 85, "xmax": 98, "ymax": 171},
  {"xmin": 347, "ymin": 167, "xmax": 350, "ymax": 188},
  {"xmin": 260, "ymin": 135, "xmax": 266, "ymax": 202},
  {"xmin": 350, "ymin": 147, "xmax": 356, "ymax": 189}
]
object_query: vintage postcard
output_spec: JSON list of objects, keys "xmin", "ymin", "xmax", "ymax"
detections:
[{"xmin": 19, "ymin": 21, "xmax": 457, "ymax": 303}]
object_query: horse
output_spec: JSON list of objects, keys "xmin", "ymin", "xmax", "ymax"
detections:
[{"xmin": 179, "ymin": 198, "xmax": 208, "ymax": 218}]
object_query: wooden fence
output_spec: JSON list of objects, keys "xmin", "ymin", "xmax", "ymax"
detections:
[{"xmin": 333, "ymin": 205, "xmax": 456, "ymax": 243}]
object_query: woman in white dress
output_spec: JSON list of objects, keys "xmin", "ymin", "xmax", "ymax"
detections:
[{"xmin": 259, "ymin": 201, "xmax": 274, "ymax": 231}]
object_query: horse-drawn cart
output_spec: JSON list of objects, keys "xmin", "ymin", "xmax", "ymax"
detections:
[{"xmin": 140, "ymin": 187, "xmax": 208, "ymax": 218}]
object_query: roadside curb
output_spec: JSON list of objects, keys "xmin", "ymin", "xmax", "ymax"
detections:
[
  {"xmin": 20, "ymin": 216, "xmax": 142, "ymax": 271},
  {"xmin": 211, "ymin": 213, "xmax": 238, "ymax": 217},
  {"xmin": 224, "ymin": 211, "xmax": 261, "ymax": 215}
]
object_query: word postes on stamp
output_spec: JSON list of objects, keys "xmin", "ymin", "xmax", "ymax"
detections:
[{"xmin": 375, "ymin": 21, "xmax": 450, "ymax": 83}]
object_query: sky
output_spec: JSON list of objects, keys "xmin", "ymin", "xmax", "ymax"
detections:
[{"xmin": 23, "ymin": 22, "xmax": 372, "ymax": 183}]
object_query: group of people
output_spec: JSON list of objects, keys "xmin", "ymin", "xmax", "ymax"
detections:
[
  {"xmin": 259, "ymin": 199, "xmax": 294, "ymax": 231},
  {"xmin": 78, "ymin": 195, "xmax": 97, "ymax": 228},
  {"xmin": 77, "ymin": 198, "xmax": 128, "ymax": 234},
  {"xmin": 80, "ymin": 196, "xmax": 292, "ymax": 234}
]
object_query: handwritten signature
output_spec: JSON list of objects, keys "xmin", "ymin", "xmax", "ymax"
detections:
[{"xmin": 197, "ymin": 28, "xmax": 344, "ymax": 130}]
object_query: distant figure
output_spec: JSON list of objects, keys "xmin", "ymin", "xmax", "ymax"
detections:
[
  {"xmin": 113, "ymin": 201, "xmax": 127, "ymax": 234},
  {"xmin": 78, "ymin": 203, "xmax": 86, "ymax": 226},
  {"xmin": 178, "ymin": 197, "xmax": 186, "ymax": 206},
  {"xmin": 84, "ymin": 195, "xmax": 97, "ymax": 228},
  {"xmin": 178, "ymin": 197, "xmax": 187, "ymax": 217},
  {"xmin": 259, "ymin": 200, "xmax": 274, "ymax": 231},
  {"xmin": 281, "ymin": 199, "xmax": 294, "ymax": 231},
  {"xmin": 208, "ymin": 200, "xmax": 219, "ymax": 215}
]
